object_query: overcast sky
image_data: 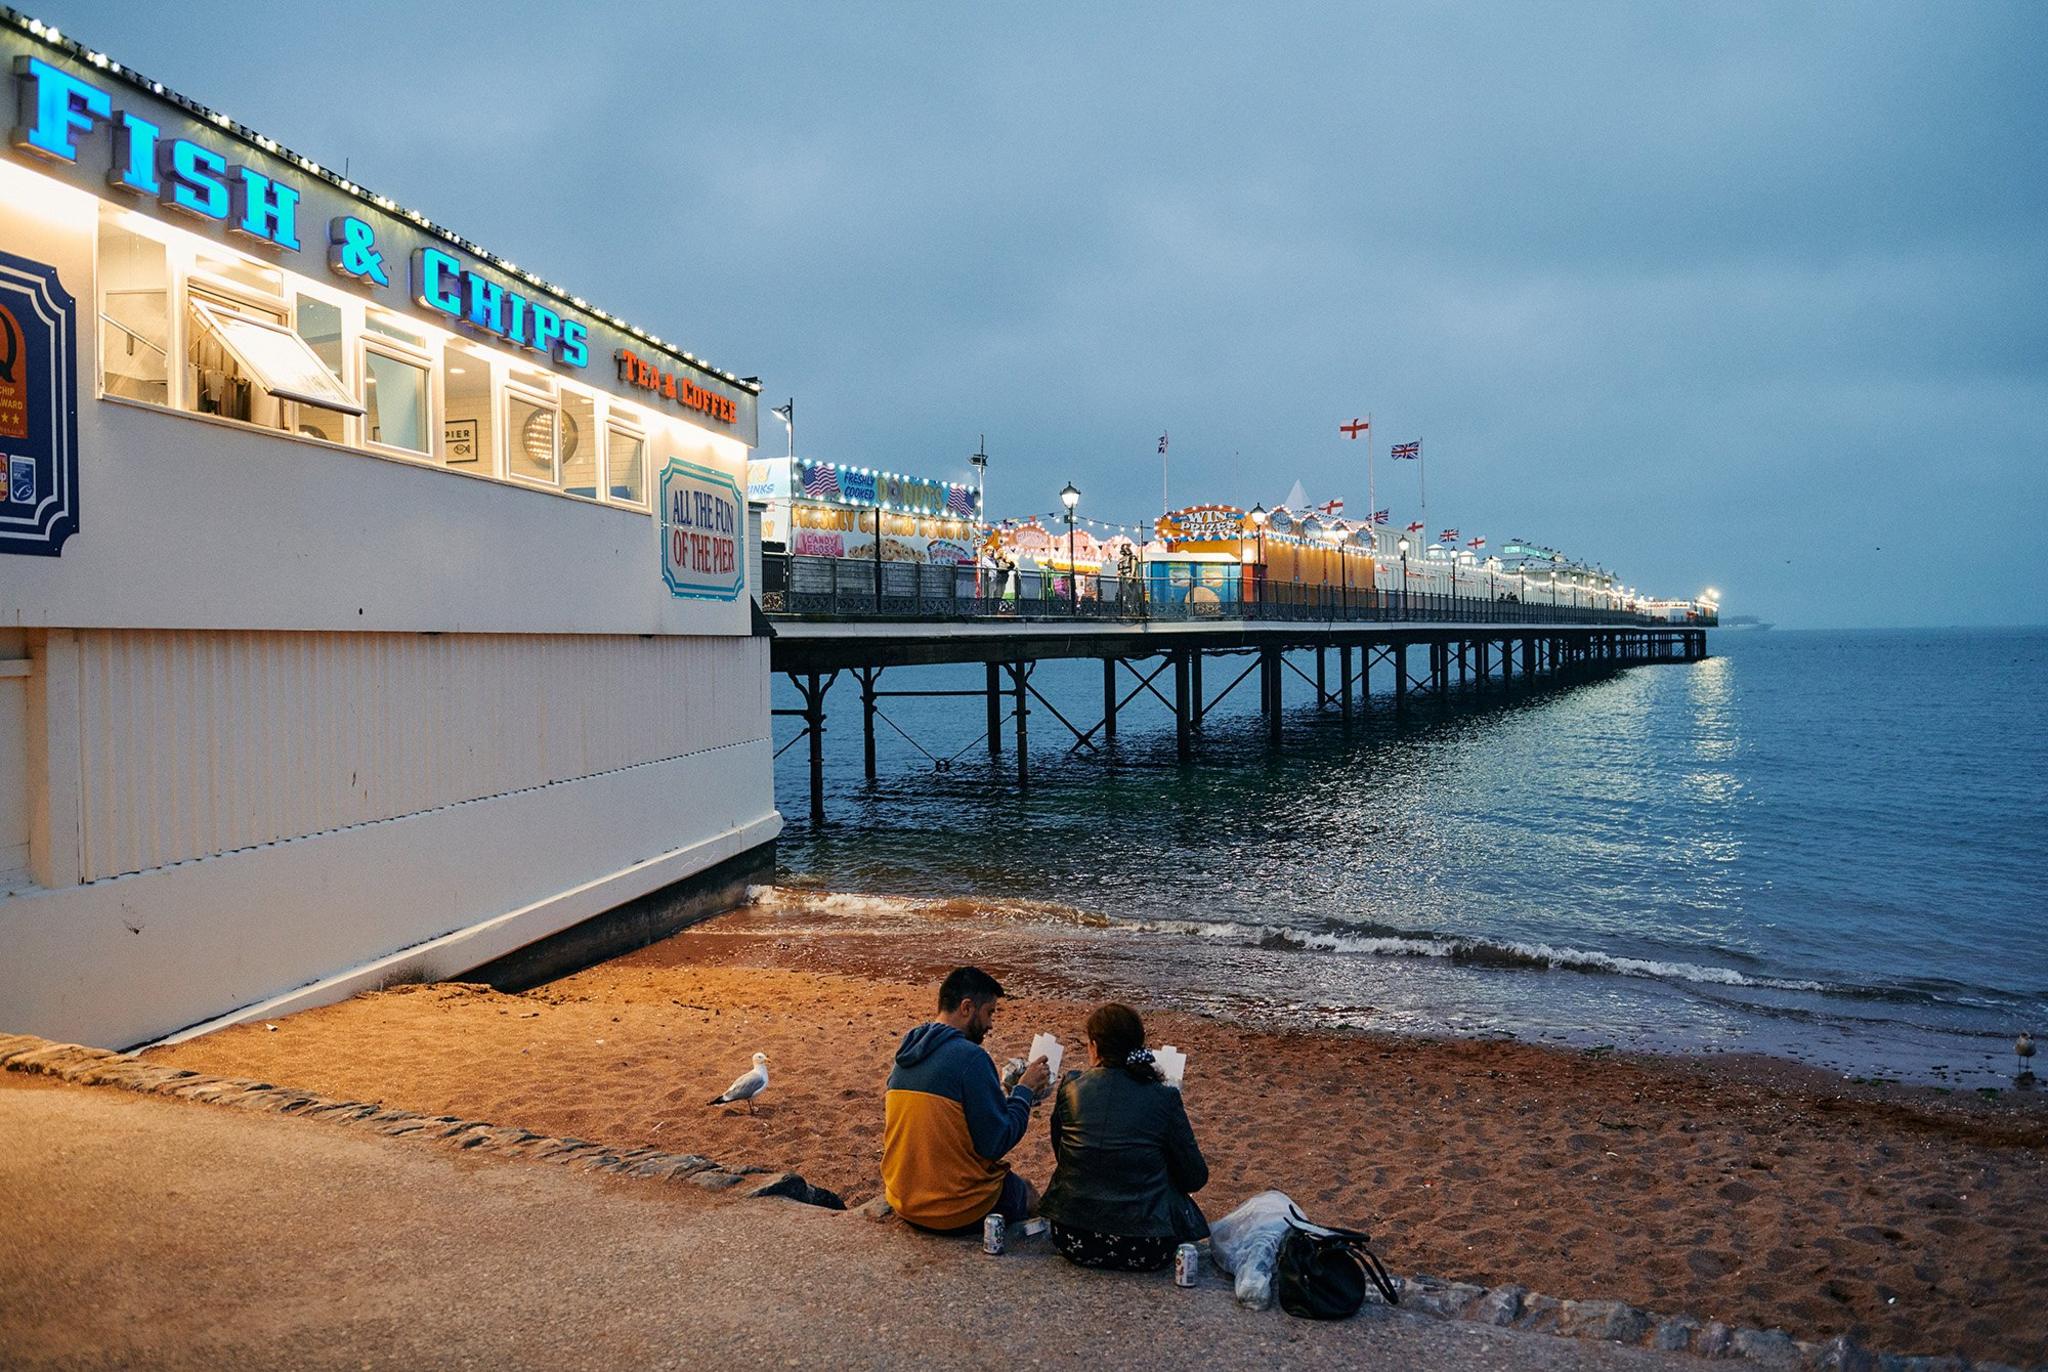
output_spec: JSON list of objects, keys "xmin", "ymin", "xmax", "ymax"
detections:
[{"xmin": 37, "ymin": 1, "xmax": 2046, "ymax": 627}]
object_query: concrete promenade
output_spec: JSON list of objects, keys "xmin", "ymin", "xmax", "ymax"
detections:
[{"xmin": 0, "ymin": 1075, "xmax": 1690, "ymax": 1371}]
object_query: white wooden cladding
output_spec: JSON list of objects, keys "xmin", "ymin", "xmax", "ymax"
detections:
[{"xmin": 73, "ymin": 629, "xmax": 768, "ymax": 883}]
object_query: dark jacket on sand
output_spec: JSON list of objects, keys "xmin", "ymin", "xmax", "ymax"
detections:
[{"xmin": 1039, "ymin": 1067, "xmax": 1210, "ymax": 1241}]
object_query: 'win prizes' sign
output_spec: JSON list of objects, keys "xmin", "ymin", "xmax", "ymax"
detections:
[{"xmin": 659, "ymin": 460, "xmax": 744, "ymax": 601}]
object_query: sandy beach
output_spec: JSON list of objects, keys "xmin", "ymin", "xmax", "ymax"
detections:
[{"xmin": 148, "ymin": 890, "xmax": 2047, "ymax": 1365}]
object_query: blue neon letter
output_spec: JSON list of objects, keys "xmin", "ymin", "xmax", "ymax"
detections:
[
  {"xmin": 463, "ymin": 271, "xmax": 503, "ymax": 333},
  {"xmin": 110, "ymin": 111, "xmax": 159, "ymax": 193},
  {"xmin": 504, "ymin": 292, "xmax": 529, "ymax": 348},
  {"xmin": 558, "ymin": 320, "xmax": 589, "ymax": 368},
  {"xmin": 528, "ymin": 302, "xmax": 562, "ymax": 359},
  {"xmin": 160, "ymin": 139, "xmax": 228, "ymax": 219},
  {"xmin": 10, "ymin": 56, "xmax": 110, "ymax": 163},
  {"xmin": 230, "ymin": 168, "xmax": 300, "ymax": 250},
  {"xmin": 412, "ymin": 247, "xmax": 463, "ymax": 316}
]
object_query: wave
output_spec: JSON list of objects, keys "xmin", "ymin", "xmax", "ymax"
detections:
[{"xmin": 1121, "ymin": 915, "xmax": 1835, "ymax": 992}]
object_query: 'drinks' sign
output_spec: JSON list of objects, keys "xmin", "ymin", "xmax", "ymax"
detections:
[{"xmin": 659, "ymin": 459, "xmax": 743, "ymax": 601}]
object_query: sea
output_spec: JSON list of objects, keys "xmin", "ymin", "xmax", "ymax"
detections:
[{"xmin": 770, "ymin": 628, "xmax": 2047, "ymax": 1090}]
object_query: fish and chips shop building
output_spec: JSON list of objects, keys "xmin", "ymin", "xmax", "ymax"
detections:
[{"xmin": 0, "ymin": 14, "xmax": 778, "ymax": 1047}]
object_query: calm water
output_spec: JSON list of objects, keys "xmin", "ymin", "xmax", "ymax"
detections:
[{"xmin": 770, "ymin": 628, "xmax": 2048, "ymax": 1087}]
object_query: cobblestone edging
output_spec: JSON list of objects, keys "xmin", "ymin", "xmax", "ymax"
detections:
[
  {"xmin": 1385, "ymin": 1267, "xmax": 2032, "ymax": 1371},
  {"xmin": 5, "ymin": 1034, "xmax": 2030, "ymax": 1370},
  {"xmin": 0, "ymin": 1033, "xmax": 844, "ymax": 1210}
]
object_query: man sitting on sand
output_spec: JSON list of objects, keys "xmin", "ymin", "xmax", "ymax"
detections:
[{"xmin": 882, "ymin": 966, "xmax": 1051, "ymax": 1233}]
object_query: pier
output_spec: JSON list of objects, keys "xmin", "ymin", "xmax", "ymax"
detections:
[{"xmin": 765, "ymin": 554, "xmax": 1711, "ymax": 824}]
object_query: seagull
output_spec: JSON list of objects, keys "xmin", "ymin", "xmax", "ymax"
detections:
[
  {"xmin": 2017, "ymin": 1033, "xmax": 2035, "ymax": 1077},
  {"xmin": 710, "ymin": 1052, "xmax": 770, "ymax": 1113}
]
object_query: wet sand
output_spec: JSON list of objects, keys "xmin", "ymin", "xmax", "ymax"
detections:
[{"xmin": 148, "ymin": 892, "xmax": 2047, "ymax": 1365}]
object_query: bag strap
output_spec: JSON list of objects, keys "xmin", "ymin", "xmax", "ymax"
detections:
[{"xmin": 1284, "ymin": 1204, "xmax": 1400, "ymax": 1306}]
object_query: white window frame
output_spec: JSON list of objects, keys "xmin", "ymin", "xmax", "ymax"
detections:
[
  {"xmin": 604, "ymin": 418, "xmax": 649, "ymax": 509},
  {"xmin": 503, "ymin": 385, "xmax": 560, "ymax": 489},
  {"xmin": 357, "ymin": 333, "xmax": 437, "ymax": 461}
]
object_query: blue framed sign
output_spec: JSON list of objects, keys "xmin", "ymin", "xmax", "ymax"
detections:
[
  {"xmin": 0, "ymin": 249, "xmax": 78, "ymax": 557},
  {"xmin": 659, "ymin": 459, "xmax": 744, "ymax": 601}
]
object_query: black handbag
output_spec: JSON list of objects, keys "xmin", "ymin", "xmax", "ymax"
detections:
[{"xmin": 1275, "ymin": 1206, "xmax": 1399, "ymax": 1320}]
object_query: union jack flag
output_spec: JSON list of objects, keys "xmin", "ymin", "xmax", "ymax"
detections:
[
  {"xmin": 1317, "ymin": 498, "xmax": 1344, "ymax": 516},
  {"xmin": 1390, "ymin": 441, "xmax": 1421, "ymax": 460},
  {"xmin": 946, "ymin": 485, "xmax": 976, "ymax": 517},
  {"xmin": 802, "ymin": 464, "xmax": 840, "ymax": 500},
  {"xmin": 1467, "ymin": 536, "xmax": 1486, "ymax": 550},
  {"xmin": 1439, "ymin": 529, "xmax": 1458, "ymax": 543},
  {"xmin": 1157, "ymin": 432, "xmax": 1169, "ymax": 454},
  {"xmin": 1370, "ymin": 508, "xmax": 1389, "ymax": 524},
  {"xmin": 1406, "ymin": 521, "xmax": 1425, "ymax": 534}
]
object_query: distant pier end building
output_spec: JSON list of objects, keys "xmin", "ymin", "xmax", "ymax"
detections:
[{"xmin": 0, "ymin": 16, "xmax": 778, "ymax": 1048}]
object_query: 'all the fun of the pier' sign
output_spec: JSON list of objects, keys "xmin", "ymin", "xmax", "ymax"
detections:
[{"xmin": 659, "ymin": 459, "xmax": 743, "ymax": 601}]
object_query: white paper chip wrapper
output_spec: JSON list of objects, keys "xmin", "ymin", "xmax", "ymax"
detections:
[{"xmin": 1029, "ymin": 1032, "xmax": 1063, "ymax": 1079}]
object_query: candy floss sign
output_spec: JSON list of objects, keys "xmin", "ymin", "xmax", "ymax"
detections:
[{"xmin": 659, "ymin": 460, "xmax": 744, "ymax": 601}]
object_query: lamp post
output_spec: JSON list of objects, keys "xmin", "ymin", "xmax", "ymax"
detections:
[
  {"xmin": 1249, "ymin": 503, "xmax": 1268, "ymax": 611},
  {"xmin": 771, "ymin": 399, "xmax": 793, "ymax": 460},
  {"xmin": 1061, "ymin": 481, "xmax": 1080, "ymax": 615},
  {"xmin": 1322, "ymin": 524, "xmax": 1346, "ymax": 618},
  {"xmin": 970, "ymin": 435, "xmax": 988, "ymax": 526},
  {"xmin": 1397, "ymin": 536, "xmax": 1410, "ymax": 619}
]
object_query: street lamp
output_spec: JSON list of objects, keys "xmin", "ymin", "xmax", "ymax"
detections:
[
  {"xmin": 770, "ymin": 399, "xmax": 793, "ymax": 460},
  {"xmin": 970, "ymin": 435, "xmax": 989, "ymax": 526},
  {"xmin": 1061, "ymin": 481, "xmax": 1081, "ymax": 615},
  {"xmin": 1397, "ymin": 536, "xmax": 1410, "ymax": 619},
  {"xmin": 1249, "ymin": 503, "xmax": 1268, "ymax": 609}
]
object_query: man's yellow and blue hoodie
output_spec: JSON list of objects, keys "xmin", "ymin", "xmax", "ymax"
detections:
[{"xmin": 882, "ymin": 1022, "xmax": 1034, "ymax": 1231}]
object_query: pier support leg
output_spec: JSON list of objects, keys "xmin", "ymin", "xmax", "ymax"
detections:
[
  {"xmin": 1394, "ymin": 643, "xmax": 1409, "ymax": 719},
  {"xmin": 858, "ymin": 666, "xmax": 880, "ymax": 783},
  {"xmin": 1265, "ymin": 649, "xmax": 1283, "ymax": 749},
  {"xmin": 1009, "ymin": 661, "xmax": 1030, "ymax": 789},
  {"xmin": 1316, "ymin": 647, "xmax": 1327, "ymax": 708},
  {"xmin": 1173, "ymin": 651, "xmax": 1193, "ymax": 762},
  {"xmin": 1522, "ymin": 637, "xmax": 1536, "ymax": 686},
  {"xmin": 1192, "ymin": 649, "xmax": 1206, "ymax": 730},
  {"xmin": 802, "ymin": 673, "xmax": 829, "ymax": 827},
  {"xmin": 1103, "ymin": 657, "xmax": 1118, "ymax": 740},
  {"xmin": 986, "ymin": 663, "xmax": 1002, "ymax": 757},
  {"xmin": 1340, "ymin": 645, "xmax": 1354, "ymax": 726}
]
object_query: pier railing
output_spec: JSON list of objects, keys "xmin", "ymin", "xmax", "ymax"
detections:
[{"xmin": 762, "ymin": 553, "xmax": 1713, "ymax": 628}]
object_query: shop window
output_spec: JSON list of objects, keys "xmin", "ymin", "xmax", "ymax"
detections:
[
  {"xmin": 192, "ymin": 248, "xmax": 283, "ymax": 301},
  {"xmin": 293, "ymin": 296, "xmax": 346, "ymax": 442},
  {"xmin": 441, "ymin": 342, "xmax": 493, "ymax": 471},
  {"xmin": 97, "ymin": 214, "xmax": 169, "ymax": 405},
  {"xmin": 607, "ymin": 427, "xmax": 645, "ymax": 506},
  {"xmin": 363, "ymin": 348, "xmax": 429, "ymax": 454},
  {"xmin": 365, "ymin": 308, "xmax": 426, "ymax": 349},
  {"xmin": 559, "ymin": 388, "xmax": 597, "ymax": 498},
  {"xmin": 507, "ymin": 393, "xmax": 558, "ymax": 486},
  {"xmin": 188, "ymin": 294, "xmax": 361, "ymax": 430}
]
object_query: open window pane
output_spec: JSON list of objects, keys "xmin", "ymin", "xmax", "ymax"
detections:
[
  {"xmin": 508, "ymin": 396, "xmax": 557, "ymax": 484},
  {"xmin": 608, "ymin": 429, "xmax": 645, "ymax": 505},
  {"xmin": 293, "ymin": 296, "xmax": 346, "ymax": 441},
  {"xmin": 98, "ymin": 214, "xmax": 169, "ymax": 405},
  {"xmin": 191, "ymin": 300, "xmax": 363, "ymax": 415},
  {"xmin": 363, "ymin": 350, "xmax": 428, "ymax": 453},
  {"xmin": 560, "ymin": 388, "xmax": 597, "ymax": 497}
]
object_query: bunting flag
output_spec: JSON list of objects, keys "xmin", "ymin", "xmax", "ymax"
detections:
[
  {"xmin": 1406, "ymin": 520, "xmax": 1425, "ymax": 534},
  {"xmin": 1339, "ymin": 417, "xmax": 1370, "ymax": 440},
  {"xmin": 1370, "ymin": 508, "xmax": 1389, "ymax": 524},
  {"xmin": 1157, "ymin": 432, "xmax": 1169, "ymax": 454},
  {"xmin": 1317, "ymin": 498, "xmax": 1345, "ymax": 516},
  {"xmin": 1390, "ymin": 441, "xmax": 1421, "ymax": 460},
  {"xmin": 1439, "ymin": 528, "xmax": 1459, "ymax": 543}
]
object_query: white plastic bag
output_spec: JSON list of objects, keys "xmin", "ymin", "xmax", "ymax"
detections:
[{"xmin": 1207, "ymin": 1190, "xmax": 1328, "ymax": 1310}]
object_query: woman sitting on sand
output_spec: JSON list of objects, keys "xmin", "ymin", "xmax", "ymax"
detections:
[{"xmin": 1038, "ymin": 1004, "xmax": 1209, "ymax": 1272}]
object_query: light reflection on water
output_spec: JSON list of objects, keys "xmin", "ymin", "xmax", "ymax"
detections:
[{"xmin": 772, "ymin": 628, "xmax": 2048, "ymax": 1086}]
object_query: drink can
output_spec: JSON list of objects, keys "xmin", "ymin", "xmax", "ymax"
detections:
[
  {"xmin": 982, "ymin": 1213, "xmax": 1006, "ymax": 1255},
  {"xmin": 1175, "ymin": 1242, "xmax": 1200, "ymax": 1286}
]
